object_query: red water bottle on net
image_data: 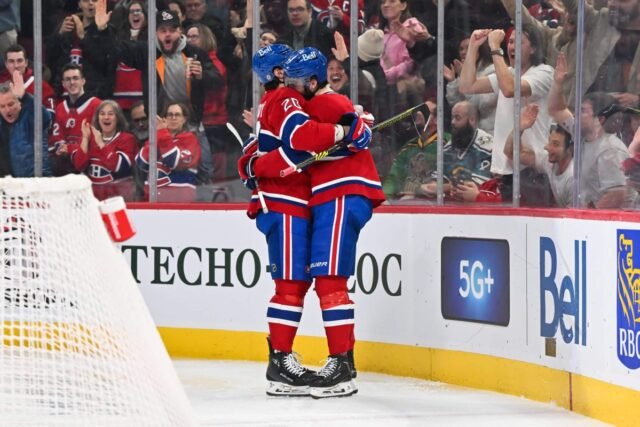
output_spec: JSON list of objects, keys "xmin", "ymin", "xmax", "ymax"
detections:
[{"xmin": 99, "ymin": 196, "xmax": 136, "ymax": 242}]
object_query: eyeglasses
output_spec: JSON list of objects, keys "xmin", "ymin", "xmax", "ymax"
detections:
[
  {"xmin": 62, "ymin": 76, "xmax": 82, "ymax": 83},
  {"xmin": 132, "ymin": 117, "xmax": 148, "ymax": 124},
  {"xmin": 287, "ymin": 6, "xmax": 307, "ymax": 13},
  {"xmin": 129, "ymin": 9, "xmax": 143, "ymax": 15},
  {"xmin": 166, "ymin": 112, "xmax": 184, "ymax": 118}
]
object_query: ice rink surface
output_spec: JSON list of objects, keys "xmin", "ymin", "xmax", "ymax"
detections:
[{"xmin": 174, "ymin": 359, "xmax": 608, "ymax": 426}]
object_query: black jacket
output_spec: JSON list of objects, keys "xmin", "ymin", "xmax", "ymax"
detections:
[
  {"xmin": 279, "ymin": 20, "xmax": 336, "ymax": 59},
  {"xmin": 47, "ymin": 20, "xmax": 116, "ymax": 99}
]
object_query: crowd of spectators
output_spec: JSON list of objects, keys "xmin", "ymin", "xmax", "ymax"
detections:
[{"xmin": 1, "ymin": 0, "xmax": 640, "ymax": 209}]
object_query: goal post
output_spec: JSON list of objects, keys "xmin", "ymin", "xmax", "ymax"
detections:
[{"xmin": 0, "ymin": 175, "xmax": 195, "ymax": 426}]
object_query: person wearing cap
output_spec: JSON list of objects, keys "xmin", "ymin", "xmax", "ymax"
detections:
[
  {"xmin": 88, "ymin": 0, "xmax": 223, "ymax": 185},
  {"xmin": 356, "ymin": 28, "xmax": 390, "ymax": 123},
  {"xmin": 88, "ymin": 0, "xmax": 223, "ymax": 129}
]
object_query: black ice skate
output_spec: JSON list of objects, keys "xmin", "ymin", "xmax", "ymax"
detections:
[
  {"xmin": 309, "ymin": 353, "xmax": 358, "ymax": 399},
  {"xmin": 266, "ymin": 337, "xmax": 316, "ymax": 396}
]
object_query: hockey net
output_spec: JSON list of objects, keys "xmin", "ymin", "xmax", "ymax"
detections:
[{"xmin": 0, "ymin": 175, "xmax": 195, "ymax": 427}]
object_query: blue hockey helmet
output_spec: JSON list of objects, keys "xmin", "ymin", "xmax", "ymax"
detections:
[
  {"xmin": 283, "ymin": 47, "xmax": 328, "ymax": 85},
  {"xmin": 252, "ymin": 43, "xmax": 293, "ymax": 85}
]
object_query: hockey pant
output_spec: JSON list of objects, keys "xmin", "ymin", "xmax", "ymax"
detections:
[
  {"xmin": 256, "ymin": 211, "xmax": 311, "ymax": 281},
  {"xmin": 257, "ymin": 211, "xmax": 312, "ymax": 352},
  {"xmin": 310, "ymin": 195, "xmax": 373, "ymax": 355}
]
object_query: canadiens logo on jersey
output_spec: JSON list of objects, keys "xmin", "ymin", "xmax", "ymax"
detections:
[
  {"xmin": 89, "ymin": 164, "xmax": 114, "ymax": 183},
  {"xmin": 70, "ymin": 48, "xmax": 82, "ymax": 65},
  {"xmin": 65, "ymin": 118, "xmax": 76, "ymax": 130}
]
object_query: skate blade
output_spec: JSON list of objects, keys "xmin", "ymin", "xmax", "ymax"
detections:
[
  {"xmin": 309, "ymin": 380, "xmax": 358, "ymax": 399},
  {"xmin": 266, "ymin": 381, "xmax": 310, "ymax": 397}
]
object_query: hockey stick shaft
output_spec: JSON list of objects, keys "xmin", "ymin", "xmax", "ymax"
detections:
[
  {"xmin": 227, "ymin": 123, "xmax": 269, "ymax": 213},
  {"xmin": 280, "ymin": 102, "xmax": 427, "ymax": 177},
  {"xmin": 226, "ymin": 122, "xmax": 244, "ymax": 147}
]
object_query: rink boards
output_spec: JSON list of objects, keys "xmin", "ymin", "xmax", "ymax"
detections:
[{"xmin": 123, "ymin": 205, "xmax": 640, "ymax": 426}]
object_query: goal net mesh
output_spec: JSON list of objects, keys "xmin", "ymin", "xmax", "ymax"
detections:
[{"xmin": 0, "ymin": 175, "xmax": 194, "ymax": 426}]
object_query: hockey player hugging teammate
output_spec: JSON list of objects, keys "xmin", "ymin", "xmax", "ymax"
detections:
[{"xmin": 239, "ymin": 44, "xmax": 383, "ymax": 399}]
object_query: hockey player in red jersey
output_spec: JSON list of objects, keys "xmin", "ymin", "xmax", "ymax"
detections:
[
  {"xmin": 239, "ymin": 43, "xmax": 371, "ymax": 397},
  {"xmin": 281, "ymin": 47, "xmax": 385, "ymax": 398},
  {"xmin": 49, "ymin": 64, "xmax": 102, "ymax": 176},
  {"xmin": 69, "ymin": 100, "xmax": 138, "ymax": 201}
]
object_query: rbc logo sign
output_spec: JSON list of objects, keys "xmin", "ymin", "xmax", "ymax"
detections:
[
  {"xmin": 539, "ymin": 237, "xmax": 587, "ymax": 345},
  {"xmin": 616, "ymin": 230, "xmax": 640, "ymax": 369}
]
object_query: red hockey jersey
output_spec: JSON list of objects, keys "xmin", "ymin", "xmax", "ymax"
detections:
[
  {"xmin": 69, "ymin": 131, "xmax": 137, "ymax": 182},
  {"xmin": 201, "ymin": 50, "xmax": 228, "ymax": 126},
  {"xmin": 49, "ymin": 94, "xmax": 102, "ymax": 176},
  {"xmin": 112, "ymin": 62, "xmax": 143, "ymax": 111},
  {"xmin": 69, "ymin": 131, "xmax": 138, "ymax": 201},
  {"xmin": 311, "ymin": 0, "xmax": 365, "ymax": 34},
  {"xmin": 247, "ymin": 87, "xmax": 341, "ymax": 219},
  {"xmin": 50, "ymin": 94, "xmax": 102, "ymax": 148},
  {"xmin": 304, "ymin": 91, "xmax": 385, "ymax": 207},
  {"xmin": 0, "ymin": 68, "xmax": 57, "ymax": 112},
  {"xmin": 136, "ymin": 128, "xmax": 201, "ymax": 188}
]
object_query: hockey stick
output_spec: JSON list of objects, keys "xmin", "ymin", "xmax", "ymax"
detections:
[
  {"xmin": 279, "ymin": 102, "xmax": 428, "ymax": 177},
  {"xmin": 619, "ymin": 106, "xmax": 640, "ymax": 115},
  {"xmin": 598, "ymin": 104, "xmax": 640, "ymax": 117},
  {"xmin": 226, "ymin": 122, "xmax": 269, "ymax": 213}
]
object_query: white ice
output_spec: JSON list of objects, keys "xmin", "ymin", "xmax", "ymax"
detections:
[{"xmin": 174, "ymin": 359, "xmax": 608, "ymax": 426}]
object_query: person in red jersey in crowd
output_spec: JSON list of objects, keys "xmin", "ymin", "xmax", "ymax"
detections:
[
  {"xmin": 70, "ymin": 100, "xmax": 138, "ymax": 201},
  {"xmin": 0, "ymin": 44, "xmax": 57, "ymax": 112},
  {"xmin": 136, "ymin": 102, "xmax": 202, "ymax": 202},
  {"xmin": 49, "ymin": 63, "xmax": 102, "ymax": 176}
]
